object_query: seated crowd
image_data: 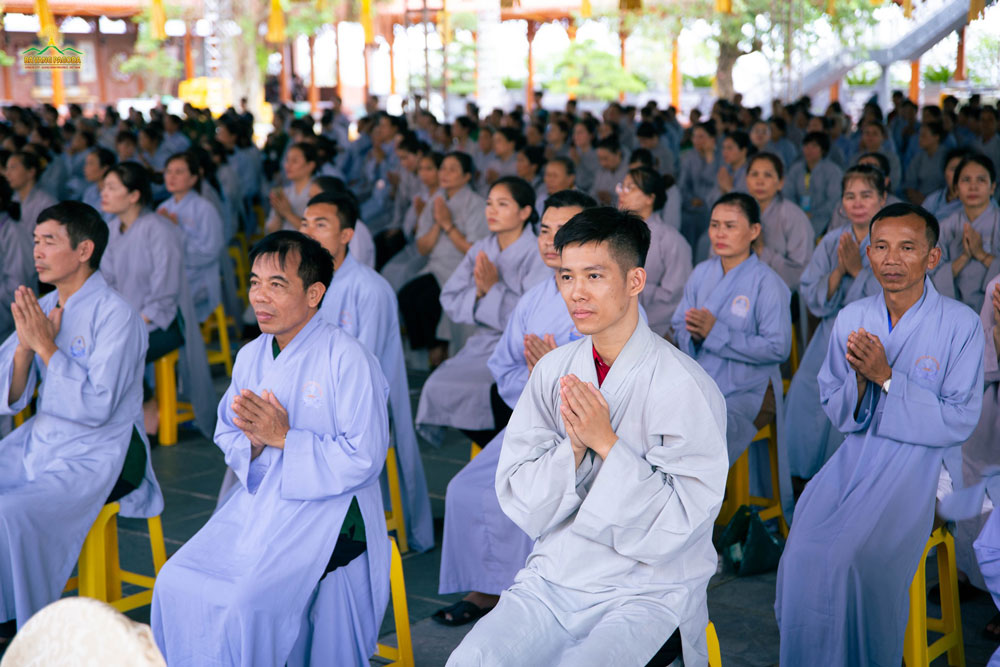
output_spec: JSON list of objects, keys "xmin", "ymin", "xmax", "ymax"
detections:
[{"xmin": 0, "ymin": 89, "xmax": 998, "ymax": 666}]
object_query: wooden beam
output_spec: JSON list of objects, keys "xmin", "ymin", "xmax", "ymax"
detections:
[
  {"xmin": 829, "ymin": 81, "xmax": 839, "ymax": 102},
  {"xmin": 183, "ymin": 23, "xmax": 194, "ymax": 80},
  {"xmin": 388, "ymin": 31, "xmax": 396, "ymax": 95},
  {"xmin": 567, "ymin": 22, "xmax": 577, "ymax": 101},
  {"xmin": 954, "ymin": 26, "xmax": 966, "ymax": 81},
  {"xmin": 909, "ymin": 59, "xmax": 919, "ymax": 103},
  {"xmin": 280, "ymin": 43, "xmax": 291, "ymax": 104},
  {"xmin": 0, "ymin": 27, "xmax": 11, "ymax": 101},
  {"xmin": 92, "ymin": 18, "xmax": 108, "ymax": 102},
  {"xmin": 526, "ymin": 20, "xmax": 537, "ymax": 112},
  {"xmin": 308, "ymin": 35, "xmax": 318, "ymax": 114},
  {"xmin": 618, "ymin": 27, "xmax": 627, "ymax": 103},
  {"xmin": 334, "ymin": 22, "xmax": 343, "ymax": 101}
]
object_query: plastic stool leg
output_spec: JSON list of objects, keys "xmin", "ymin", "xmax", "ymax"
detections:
[
  {"xmin": 383, "ymin": 447, "xmax": 409, "ymax": 554},
  {"xmin": 148, "ymin": 516, "xmax": 167, "ymax": 574}
]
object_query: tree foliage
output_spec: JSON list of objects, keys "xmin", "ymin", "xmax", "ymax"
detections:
[
  {"xmin": 542, "ymin": 39, "xmax": 645, "ymax": 101},
  {"xmin": 120, "ymin": 6, "xmax": 184, "ymax": 97}
]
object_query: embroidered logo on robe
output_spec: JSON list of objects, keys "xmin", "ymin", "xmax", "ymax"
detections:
[
  {"xmin": 70, "ymin": 336, "xmax": 87, "ymax": 358},
  {"xmin": 339, "ymin": 310, "xmax": 352, "ymax": 328},
  {"xmin": 301, "ymin": 381, "xmax": 323, "ymax": 408},
  {"xmin": 730, "ymin": 295, "xmax": 751, "ymax": 318},
  {"xmin": 914, "ymin": 355, "xmax": 940, "ymax": 383}
]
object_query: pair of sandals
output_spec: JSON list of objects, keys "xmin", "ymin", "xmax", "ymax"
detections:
[{"xmin": 431, "ymin": 600, "xmax": 494, "ymax": 627}]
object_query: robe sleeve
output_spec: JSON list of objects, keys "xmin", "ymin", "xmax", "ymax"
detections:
[
  {"xmin": 570, "ymin": 381, "xmax": 727, "ymax": 564},
  {"xmin": 475, "ymin": 253, "xmax": 547, "ymax": 332},
  {"xmin": 814, "ymin": 162, "xmax": 843, "ymax": 231},
  {"xmin": 456, "ymin": 192, "xmax": 489, "ymax": 244},
  {"xmin": 800, "ymin": 234, "xmax": 846, "ymax": 318},
  {"xmin": 701, "ymin": 276, "xmax": 791, "ymax": 365},
  {"xmin": 818, "ymin": 310, "xmax": 877, "ymax": 433},
  {"xmin": 646, "ymin": 232, "xmax": 692, "ymax": 334},
  {"xmin": 983, "ymin": 277, "xmax": 999, "ymax": 377},
  {"xmin": 496, "ymin": 356, "xmax": 589, "ymax": 539},
  {"xmin": 671, "ymin": 274, "xmax": 699, "ymax": 357},
  {"xmin": 142, "ymin": 221, "xmax": 184, "ymax": 331},
  {"xmin": 280, "ymin": 344, "xmax": 390, "ymax": 500},
  {"xmin": 36, "ymin": 301, "xmax": 146, "ymax": 427},
  {"xmin": 487, "ymin": 292, "xmax": 532, "ymax": 409},
  {"xmin": 930, "ymin": 217, "xmax": 961, "ymax": 299},
  {"xmin": 0, "ymin": 332, "xmax": 37, "ymax": 416},
  {"xmin": 215, "ymin": 351, "xmax": 273, "ymax": 494},
  {"xmin": 352, "ymin": 282, "xmax": 396, "ymax": 359},
  {"xmin": 179, "ymin": 198, "xmax": 225, "ymax": 270},
  {"xmin": 758, "ymin": 203, "xmax": 815, "ymax": 288},
  {"xmin": 438, "ymin": 245, "xmax": 479, "ymax": 325},
  {"xmin": 875, "ymin": 313, "xmax": 985, "ymax": 447}
]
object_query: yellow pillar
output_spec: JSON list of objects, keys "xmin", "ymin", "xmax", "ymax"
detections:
[
  {"xmin": 909, "ymin": 59, "xmax": 919, "ymax": 103},
  {"xmin": 670, "ymin": 38, "xmax": 680, "ymax": 109}
]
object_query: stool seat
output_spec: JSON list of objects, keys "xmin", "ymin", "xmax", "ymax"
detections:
[
  {"xmin": 383, "ymin": 446, "xmax": 409, "ymax": 554},
  {"xmin": 64, "ymin": 503, "xmax": 167, "ymax": 613},
  {"xmin": 373, "ymin": 537, "xmax": 413, "ymax": 667},
  {"xmin": 716, "ymin": 422, "xmax": 788, "ymax": 537},
  {"xmin": 904, "ymin": 525, "xmax": 965, "ymax": 666},
  {"xmin": 469, "ymin": 441, "xmax": 482, "ymax": 460}
]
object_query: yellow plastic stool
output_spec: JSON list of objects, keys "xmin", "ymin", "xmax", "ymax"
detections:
[
  {"xmin": 201, "ymin": 304, "xmax": 234, "ymax": 376},
  {"xmin": 154, "ymin": 350, "xmax": 195, "ymax": 446},
  {"xmin": 383, "ymin": 446, "xmax": 409, "ymax": 554},
  {"xmin": 64, "ymin": 503, "xmax": 167, "ymax": 612},
  {"xmin": 228, "ymin": 246, "xmax": 249, "ymax": 308},
  {"xmin": 903, "ymin": 525, "xmax": 965, "ymax": 667},
  {"xmin": 715, "ymin": 422, "xmax": 788, "ymax": 537},
  {"xmin": 707, "ymin": 621, "xmax": 722, "ymax": 667},
  {"xmin": 373, "ymin": 537, "xmax": 414, "ymax": 667},
  {"xmin": 470, "ymin": 441, "xmax": 482, "ymax": 460}
]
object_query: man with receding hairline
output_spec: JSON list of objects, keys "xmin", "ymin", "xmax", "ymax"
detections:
[
  {"xmin": 777, "ymin": 203, "xmax": 985, "ymax": 665},
  {"xmin": 152, "ymin": 231, "xmax": 391, "ymax": 666},
  {"xmin": 448, "ymin": 207, "xmax": 728, "ymax": 666}
]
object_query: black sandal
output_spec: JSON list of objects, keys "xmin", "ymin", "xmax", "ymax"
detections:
[{"xmin": 431, "ymin": 600, "xmax": 493, "ymax": 627}]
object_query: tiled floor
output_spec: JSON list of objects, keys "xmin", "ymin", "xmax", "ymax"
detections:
[{"xmin": 40, "ymin": 363, "xmax": 1000, "ymax": 666}]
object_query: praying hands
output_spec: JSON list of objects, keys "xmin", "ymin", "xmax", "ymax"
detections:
[
  {"xmin": 524, "ymin": 333, "xmax": 557, "ymax": 373},
  {"xmin": 684, "ymin": 307, "xmax": 716, "ymax": 342},
  {"xmin": 559, "ymin": 374, "xmax": 617, "ymax": 466},
  {"xmin": 846, "ymin": 328, "xmax": 891, "ymax": 387},
  {"xmin": 11, "ymin": 286, "xmax": 61, "ymax": 365},
  {"xmin": 473, "ymin": 252, "xmax": 499, "ymax": 299},
  {"xmin": 962, "ymin": 223, "xmax": 994, "ymax": 268},
  {"xmin": 232, "ymin": 389, "xmax": 290, "ymax": 455},
  {"xmin": 836, "ymin": 233, "xmax": 863, "ymax": 278}
]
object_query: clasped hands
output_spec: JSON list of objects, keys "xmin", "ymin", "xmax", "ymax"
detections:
[
  {"xmin": 559, "ymin": 374, "xmax": 617, "ymax": 465},
  {"xmin": 11, "ymin": 286, "xmax": 61, "ymax": 364},
  {"xmin": 232, "ymin": 389, "xmax": 290, "ymax": 454},
  {"xmin": 524, "ymin": 333, "xmax": 556, "ymax": 372},
  {"xmin": 960, "ymin": 223, "xmax": 993, "ymax": 266},
  {"xmin": 473, "ymin": 251, "xmax": 499, "ymax": 299},
  {"xmin": 846, "ymin": 327, "xmax": 891, "ymax": 391},
  {"xmin": 835, "ymin": 232, "xmax": 863, "ymax": 278},
  {"xmin": 684, "ymin": 307, "xmax": 716, "ymax": 342}
]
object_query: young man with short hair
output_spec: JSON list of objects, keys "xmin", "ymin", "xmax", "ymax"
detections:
[
  {"xmin": 152, "ymin": 231, "xmax": 391, "ymax": 666},
  {"xmin": 0, "ymin": 202, "xmax": 162, "ymax": 645},
  {"xmin": 777, "ymin": 203, "xmax": 985, "ymax": 665},
  {"xmin": 448, "ymin": 206, "xmax": 728, "ymax": 666}
]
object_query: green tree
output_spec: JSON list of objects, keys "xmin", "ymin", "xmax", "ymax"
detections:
[
  {"xmin": 120, "ymin": 6, "xmax": 184, "ymax": 97},
  {"xmin": 542, "ymin": 39, "xmax": 644, "ymax": 101}
]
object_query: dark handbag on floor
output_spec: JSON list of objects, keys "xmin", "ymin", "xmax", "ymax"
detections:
[{"xmin": 718, "ymin": 505, "xmax": 784, "ymax": 576}]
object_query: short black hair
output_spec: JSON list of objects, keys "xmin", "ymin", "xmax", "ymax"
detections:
[
  {"xmin": 37, "ymin": 201, "xmax": 109, "ymax": 270},
  {"xmin": 869, "ymin": 202, "xmax": 939, "ymax": 248},
  {"xmin": 311, "ymin": 175, "xmax": 347, "ymax": 194},
  {"xmin": 249, "ymin": 231, "xmax": 334, "ymax": 301},
  {"xmin": 547, "ymin": 156, "xmax": 575, "ymax": 176},
  {"xmin": 107, "ymin": 161, "xmax": 153, "ymax": 208},
  {"xmin": 553, "ymin": 206, "xmax": 650, "ymax": 272},
  {"xmin": 712, "ymin": 192, "xmax": 761, "ymax": 226},
  {"xmin": 306, "ymin": 190, "xmax": 358, "ymax": 230},
  {"xmin": 802, "ymin": 131, "xmax": 830, "ymax": 156},
  {"xmin": 857, "ymin": 152, "xmax": 891, "ymax": 183},
  {"xmin": 543, "ymin": 189, "xmax": 597, "ymax": 214}
]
